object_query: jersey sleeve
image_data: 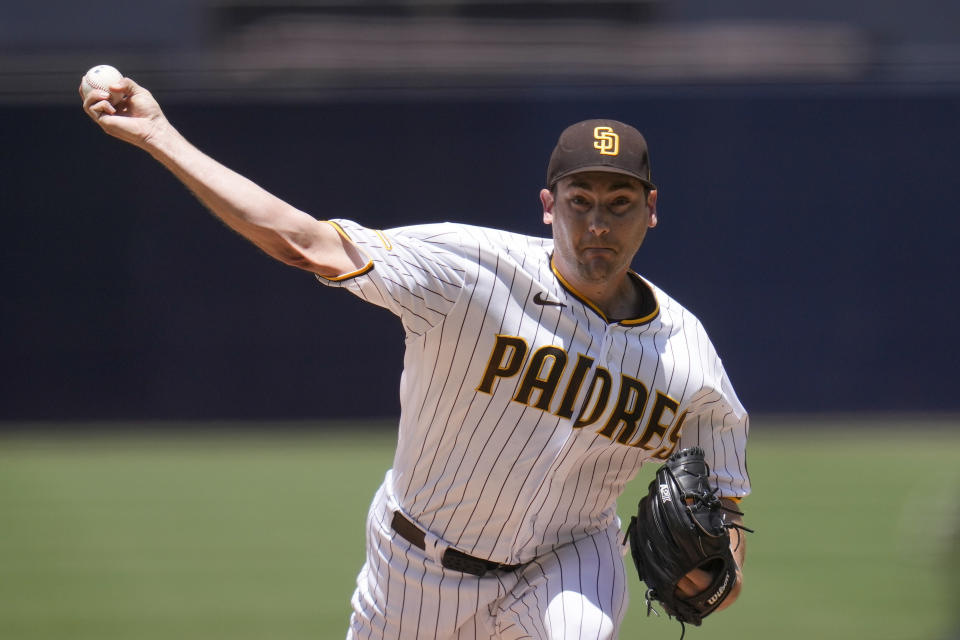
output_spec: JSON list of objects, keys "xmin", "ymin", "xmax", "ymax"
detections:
[
  {"xmin": 678, "ymin": 336, "xmax": 751, "ymax": 500},
  {"xmin": 314, "ymin": 219, "xmax": 472, "ymax": 336}
]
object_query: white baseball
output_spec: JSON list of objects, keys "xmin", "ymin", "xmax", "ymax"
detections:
[{"xmin": 81, "ymin": 65, "xmax": 125, "ymax": 105}]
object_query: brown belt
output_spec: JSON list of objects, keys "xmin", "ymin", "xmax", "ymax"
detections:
[{"xmin": 390, "ymin": 511, "xmax": 523, "ymax": 577}]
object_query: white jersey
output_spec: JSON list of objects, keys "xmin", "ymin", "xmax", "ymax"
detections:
[{"xmin": 317, "ymin": 219, "xmax": 750, "ymax": 567}]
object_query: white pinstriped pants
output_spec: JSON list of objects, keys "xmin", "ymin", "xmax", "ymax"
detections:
[{"xmin": 347, "ymin": 478, "xmax": 629, "ymax": 640}]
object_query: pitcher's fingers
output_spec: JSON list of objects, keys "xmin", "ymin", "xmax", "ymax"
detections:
[
  {"xmin": 84, "ymin": 92, "xmax": 117, "ymax": 120},
  {"xmin": 82, "ymin": 88, "xmax": 106, "ymax": 108},
  {"xmin": 675, "ymin": 575, "xmax": 696, "ymax": 597},
  {"xmin": 110, "ymin": 77, "xmax": 143, "ymax": 99},
  {"xmin": 675, "ymin": 568, "xmax": 712, "ymax": 597}
]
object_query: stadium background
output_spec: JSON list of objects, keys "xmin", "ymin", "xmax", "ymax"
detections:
[{"xmin": 1, "ymin": 1, "xmax": 959, "ymax": 638}]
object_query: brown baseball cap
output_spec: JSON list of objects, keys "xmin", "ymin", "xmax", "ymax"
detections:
[{"xmin": 546, "ymin": 119, "xmax": 656, "ymax": 190}]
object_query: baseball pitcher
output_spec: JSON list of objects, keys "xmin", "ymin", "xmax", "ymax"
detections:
[{"xmin": 81, "ymin": 75, "xmax": 751, "ymax": 639}]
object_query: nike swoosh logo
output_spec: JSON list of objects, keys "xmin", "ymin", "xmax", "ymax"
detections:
[{"xmin": 533, "ymin": 292, "xmax": 567, "ymax": 307}]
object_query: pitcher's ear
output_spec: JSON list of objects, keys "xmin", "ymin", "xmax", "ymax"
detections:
[
  {"xmin": 647, "ymin": 189, "xmax": 658, "ymax": 228},
  {"xmin": 541, "ymin": 188, "xmax": 555, "ymax": 224}
]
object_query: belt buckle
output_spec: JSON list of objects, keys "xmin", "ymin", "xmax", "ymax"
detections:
[{"xmin": 441, "ymin": 548, "xmax": 488, "ymax": 577}]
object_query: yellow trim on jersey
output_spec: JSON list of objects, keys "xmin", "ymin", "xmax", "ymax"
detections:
[
  {"xmin": 316, "ymin": 220, "xmax": 375, "ymax": 282},
  {"xmin": 619, "ymin": 294, "xmax": 659, "ymax": 325},
  {"xmin": 551, "ymin": 263, "xmax": 606, "ymax": 319},
  {"xmin": 373, "ymin": 229, "xmax": 394, "ymax": 251},
  {"xmin": 550, "ymin": 258, "xmax": 659, "ymax": 325}
]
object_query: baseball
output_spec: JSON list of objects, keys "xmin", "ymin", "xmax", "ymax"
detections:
[{"xmin": 80, "ymin": 65, "xmax": 125, "ymax": 105}]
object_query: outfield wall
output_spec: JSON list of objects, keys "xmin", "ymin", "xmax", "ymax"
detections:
[{"xmin": 2, "ymin": 85, "xmax": 958, "ymax": 420}]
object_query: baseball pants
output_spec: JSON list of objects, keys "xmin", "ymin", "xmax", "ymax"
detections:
[{"xmin": 346, "ymin": 475, "xmax": 629, "ymax": 640}]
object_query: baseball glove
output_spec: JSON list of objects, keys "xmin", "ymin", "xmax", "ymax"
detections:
[{"xmin": 626, "ymin": 447, "xmax": 752, "ymax": 630}]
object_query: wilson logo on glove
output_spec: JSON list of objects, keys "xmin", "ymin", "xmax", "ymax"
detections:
[{"xmin": 706, "ymin": 572, "xmax": 730, "ymax": 606}]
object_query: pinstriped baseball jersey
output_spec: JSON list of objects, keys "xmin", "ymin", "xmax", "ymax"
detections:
[{"xmin": 317, "ymin": 218, "xmax": 750, "ymax": 566}]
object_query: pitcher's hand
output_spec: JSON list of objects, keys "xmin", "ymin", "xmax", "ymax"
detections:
[{"xmin": 80, "ymin": 77, "xmax": 170, "ymax": 151}]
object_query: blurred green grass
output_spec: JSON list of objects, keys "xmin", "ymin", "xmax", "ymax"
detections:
[{"xmin": 1, "ymin": 417, "xmax": 958, "ymax": 640}]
